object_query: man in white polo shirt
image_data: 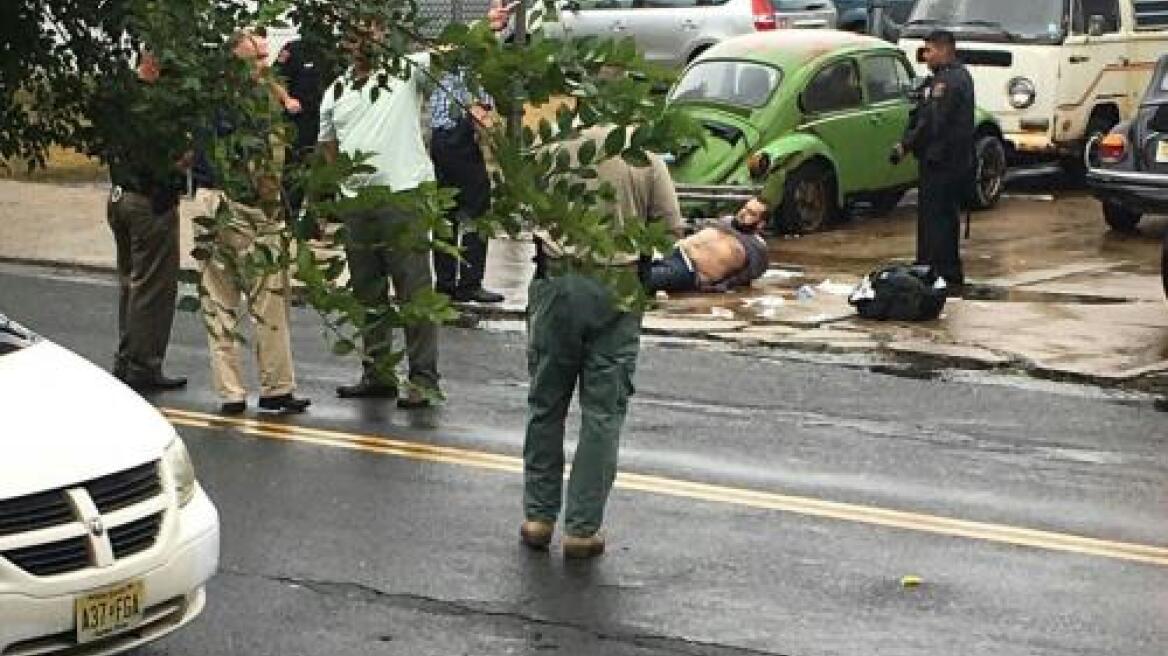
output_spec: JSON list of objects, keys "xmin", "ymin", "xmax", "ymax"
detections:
[{"xmin": 318, "ymin": 12, "xmax": 512, "ymax": 407}]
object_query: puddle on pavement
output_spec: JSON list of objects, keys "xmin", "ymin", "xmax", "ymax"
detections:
[{"xmin": 961, "ymin": 285, "xmax": 1133, "ymax": 305}]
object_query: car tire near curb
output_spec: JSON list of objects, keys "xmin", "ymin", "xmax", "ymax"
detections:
[
  {"xmin": 1102, "ymin": 201, "xmax": 1142, "ymax": 233},
  {"xmin": 969, "ymin": 134, "xmax": 1007, "ymax": 210},
  {"xmin": 780, "ymin": 162, "xmax": 837, "ymax": 234}
]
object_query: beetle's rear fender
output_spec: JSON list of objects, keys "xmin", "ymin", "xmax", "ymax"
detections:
[{"xmin": 753, "ymin": 133, "xmax": 841, "ymax": 206}]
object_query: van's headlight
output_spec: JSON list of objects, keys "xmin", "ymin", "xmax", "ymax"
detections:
[
  {"xmin": 1008, "ymin": 77, "xmax": 1036, "ymax": 109},
  {"xmin": 165, "ymin": 438, "xmax": 197, "ymax": 507}
]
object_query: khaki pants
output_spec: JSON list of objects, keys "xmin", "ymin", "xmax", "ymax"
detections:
[{"xmin": 195, "ymin": 189, "xmax": 296, "ymax": 402}]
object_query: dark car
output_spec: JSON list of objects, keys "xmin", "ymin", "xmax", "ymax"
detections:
[
  {"xmin": 1088, "ymin": 55, "xmax": 1168, "ymax": 231},
  {"xmin": 1086, "ymin": 54, "xmax": 1168, "ymax": 298},
  {"xmin": 834, "ymin": 0, "xmax": 917, "ymax": 40}
]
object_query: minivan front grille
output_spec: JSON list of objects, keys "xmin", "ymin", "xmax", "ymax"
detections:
[
  {"xmin": 2, "ymin": 536, "xmax": 91, "ymax": 577},
  {"xmin": 0, "ymin": 490, "xmax": 74, "ymax": 537},
  {"xmin": 110, "ymin": 512, "xmax": 164, "ymax": 559},
  {"xmin": 86, "ymin": 462, "xmax": 162, "ymax": 514},
  {"xmin": 0, "ymin": 460, "xmax": 164, "ymax": 577}
]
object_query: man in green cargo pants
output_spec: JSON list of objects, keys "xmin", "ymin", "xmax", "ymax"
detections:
[{"xmin": 520, "ymin": 126, "xmax": 683, "ymax": 559}]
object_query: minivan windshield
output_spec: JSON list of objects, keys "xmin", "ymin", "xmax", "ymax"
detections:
[
  {"xmin": 0, "ymin": 314, "xmax": 38, "ymax": 355},
  {"xmin": 670, "ymin": 61, "xmax": 782, "ymax": 109},
  {"xmin": 903, "ymin": 0, "xmax": 1067, "ymax": 44}
]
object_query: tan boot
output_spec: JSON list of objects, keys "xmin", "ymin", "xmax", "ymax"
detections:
[
  {"xmin": 562, "ymin": 534, "xmax": 605, "ymax": 559},
  {"xmin": 520, "ymin": 520, "xmax": 554, "ymax": 550}
]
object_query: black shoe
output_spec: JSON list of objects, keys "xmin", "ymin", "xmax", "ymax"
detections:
[
  {"xmin": 258, "ymin": 393, "xmax": 311, "ymax": 413},
  {"xmin": 125, "ymin": 373, "xmax": 188, "ymax": 392},
  {"xmin": 220, "ymin": 401, "xmax": 247, "ymax": 415},
  {"xmin": 453, "ymin": 287, "xmax": 504, "ymax": 303},
  {"xmin": 336, "ymin": 380, "xmax": 398, "ymax": 399}
]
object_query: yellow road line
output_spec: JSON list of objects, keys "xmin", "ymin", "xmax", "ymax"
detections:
[{"xmin": 162, "ymin": 406, "xmax": 1168, "ymax": 568}]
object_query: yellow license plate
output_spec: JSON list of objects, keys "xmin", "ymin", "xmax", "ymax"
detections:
[
  {"xmin": 1157, "ymin": 141, "xmax": 1168, "ymax": 163},
  {"xmin": 75, "ymin": 580, "xmax": 145, "ymax": 644}
]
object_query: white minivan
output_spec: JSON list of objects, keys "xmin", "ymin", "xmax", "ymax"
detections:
[
  {"xmin": 0, "ymin": 315, "xmax": 219, "ymax": 655},
  {"xmin": 898, "ymin": 0, "xmax": 1168, "ymax": 173}
]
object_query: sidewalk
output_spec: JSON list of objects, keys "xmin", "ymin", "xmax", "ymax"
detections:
[{"xmin": 2, "ymin": 178, "xmax": 1166, "ymax": 390}]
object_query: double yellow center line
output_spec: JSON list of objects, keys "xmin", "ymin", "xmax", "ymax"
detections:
[{"xmin": 162, "ymin": 407, "xmax": 1168, "ymax": 568}]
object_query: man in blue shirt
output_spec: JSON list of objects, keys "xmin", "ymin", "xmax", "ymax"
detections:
[{"xmin": 428, "ymin": 71, "xmax": 505, "ymax": 303}]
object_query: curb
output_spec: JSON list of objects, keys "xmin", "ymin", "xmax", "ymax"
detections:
[{"xmin": 4, "ymin": 256, "xmax": 1165, "ymax": 395}]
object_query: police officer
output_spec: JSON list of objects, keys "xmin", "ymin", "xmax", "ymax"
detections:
[
  {"xmin": 99, "ymin": 51, "xmax": 192, "ymax": 392},
  {"xmin": 520, "ymin": 126, "xmax": 683, "ymax": 559},
  {"xmin": 893, "ymin": 29, "xmax": 974, "ymax": 289},
  {"xmin": 273, "ymin": 37, "xmax": 333, "ymax": 236}
]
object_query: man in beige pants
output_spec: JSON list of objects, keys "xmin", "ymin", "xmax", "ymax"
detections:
[{"xmin": 193, "ymin": 30, "xmax": 309, "ymax": 415}]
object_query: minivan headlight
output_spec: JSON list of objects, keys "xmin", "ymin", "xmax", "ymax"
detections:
[
  {"xmin": 165, "ymin": 437, "xmax": 197, "ymax": 507},
  {"xmin": 1008, "ymin": 77, "xmax": 1036, "ymax": 109}
]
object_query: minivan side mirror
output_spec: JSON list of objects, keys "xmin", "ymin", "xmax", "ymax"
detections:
[{"xmin": 1088, "ymin": 14, "xmax": 1106, "ymax": 37}]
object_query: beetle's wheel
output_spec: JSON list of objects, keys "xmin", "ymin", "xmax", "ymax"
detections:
[{"xmin": 780, "ymin": 162, "xmax": 836, "ymax": 234}]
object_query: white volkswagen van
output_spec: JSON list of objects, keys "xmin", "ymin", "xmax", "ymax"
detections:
[{"xmin": 898, "ymin": 0, "xmax": 1168, "ymax": 172}]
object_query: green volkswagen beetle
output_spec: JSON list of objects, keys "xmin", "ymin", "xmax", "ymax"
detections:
[{"xmin": 666, "ymin": 30, "xmax": 1007, "ymax": 233}]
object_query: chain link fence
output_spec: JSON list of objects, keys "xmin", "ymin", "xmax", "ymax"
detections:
[{"xmin": 417, "ymin": 0, "xmax": 494, "ymax": 35}]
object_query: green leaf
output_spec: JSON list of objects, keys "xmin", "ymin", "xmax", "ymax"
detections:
[
  {"xmin": 177, "ymin": 269, "xmax": 201, "ymax": 284},
  {"xmin": 577, "ymin": 139, "xmax": 597, "ymax": 166},
  {"xmin": 331, "ymin": 339, "xmax": 356, "ymax": 356},
  {"xmin": 555, "ymin": 147, "xmax": 572, "ymax": 173},
  {"xmin": 621, "ymin": 148, "xmax": 649, "ymax": 167},
  {"xmin": 603, "ymin": 128, "xmax": 625, "ymax": 158}
]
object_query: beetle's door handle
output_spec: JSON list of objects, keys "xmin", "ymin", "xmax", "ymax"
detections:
[
  {"xmin": 681, "ymin": 19, "xmax": 699, "ymax": 30},
  {"xmin": 1070, "ymin": 55, "xmax": 1090, "ymax": 64}
]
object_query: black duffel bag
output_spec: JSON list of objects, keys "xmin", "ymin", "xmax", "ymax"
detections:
[{"xmin": 849, "ymin": 264, "xmax": 948, "ymax": 321}]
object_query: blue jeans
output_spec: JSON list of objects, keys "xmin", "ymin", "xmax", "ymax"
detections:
[{"xmin": 647, "ymin": 249, "xmax": 698, "ymax": 292}]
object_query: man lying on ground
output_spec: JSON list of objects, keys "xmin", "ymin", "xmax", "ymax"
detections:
[{"xmin": 647, "ymin": 197, "xmax": 769, "ymax": 293}]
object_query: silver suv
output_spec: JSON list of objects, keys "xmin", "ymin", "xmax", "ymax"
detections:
[{"xmin": 543, "ymin": 0, "xmax": 838, "ymax": 68}]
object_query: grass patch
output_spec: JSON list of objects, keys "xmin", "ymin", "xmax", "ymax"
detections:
[{"xmin": 1, "ymin": 147, "xmax": 107, "ymax": 184}]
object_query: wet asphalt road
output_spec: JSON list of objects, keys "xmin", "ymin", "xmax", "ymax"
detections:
[{"xmin": 2, "ymin": 263, "xmax": 1167, "ymax": 656}]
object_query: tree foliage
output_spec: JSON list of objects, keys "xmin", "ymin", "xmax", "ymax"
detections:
[{"xmin": 0, "ymin": 0, "xmax": 702, "ymax": 391}]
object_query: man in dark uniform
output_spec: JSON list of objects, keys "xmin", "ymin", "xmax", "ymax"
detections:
[
  {"xmin": 274, "ymin": 38, "xmax": 331, "ymax": 236},
  {"xmin": 94, "ymin": 52, "xmax": 193, "ymax": 392},
  {"xmin": 893, "ymin": 29, "xmax": 974, "ymax": 289}
]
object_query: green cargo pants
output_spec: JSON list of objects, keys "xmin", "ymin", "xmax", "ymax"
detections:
[{"xmin": 523, "ymin": 271, "xmax": 642, "ymax": 538}]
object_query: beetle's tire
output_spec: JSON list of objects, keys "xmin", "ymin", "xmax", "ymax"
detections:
[
  {"xmin": 779, "ymin": 162, "xmax": 837, "ymax": 234},
  {"xmin": 1062, "ymin": 114, "xmax": 1117, "ymax": 186},
  {"xmin": 968, "ymin": 135, "xmax": 1007, "ymax": 210},
  {"xmin": 1102, "ymin": 201, "xmax": 1142, "ymax": 233},
  {"xmin": 870, "ymin": 189, "xmax": 906, "ymax": 217}
]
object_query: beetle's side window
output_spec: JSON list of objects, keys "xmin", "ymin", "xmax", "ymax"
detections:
[
  {"xmin": 861, "ymin": 56, "xmax": 905, "ymax": 104},
  {"xmin": 803, "ymin": 60, "xmax": 863, "ymax": 114}
]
